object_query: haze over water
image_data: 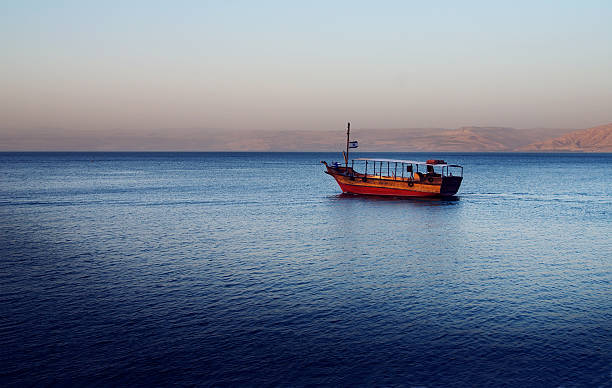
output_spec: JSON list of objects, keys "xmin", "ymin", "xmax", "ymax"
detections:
[
  {"xmin": 1, "ymin": 152, "xmax": 610, "ymax": 386},
  {"xmin": 2, "ymin": 1, "xmax": 612, "ymax": 143}
]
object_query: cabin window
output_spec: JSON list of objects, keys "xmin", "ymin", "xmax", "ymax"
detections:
[{"xmin": 426, "ymin": 165, "xmax": 443, "ymax": 177}]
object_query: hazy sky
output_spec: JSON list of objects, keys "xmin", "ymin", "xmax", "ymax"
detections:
[{"xmin": 1, "ymin": 0, "xmax": 611, "ymax": 135}]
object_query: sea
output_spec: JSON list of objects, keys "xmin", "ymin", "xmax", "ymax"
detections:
[{"xmin": 1, "ymin": 152, "xmax": 610, "ymax": 387}]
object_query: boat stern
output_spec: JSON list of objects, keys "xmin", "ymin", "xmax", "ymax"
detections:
[{"xmin": 440, "ymin": 176, "xmax": 463, "ymax": 196}]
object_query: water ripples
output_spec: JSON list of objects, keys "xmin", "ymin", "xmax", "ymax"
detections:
[{"xmin": 0, "ymin": 152, "xmax": 610, "ymax": 386}]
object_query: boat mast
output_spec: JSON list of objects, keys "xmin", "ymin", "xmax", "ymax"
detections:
[{"xmin": 345, "ymin": 122, "xmax": 350, "ymax": 168}]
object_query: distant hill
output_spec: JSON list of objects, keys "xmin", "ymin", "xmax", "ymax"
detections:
[
  {"xmin": 352, "ymin": 127, "xmax": 574, "ymax": 152},
  {"xmin": 519, "ymin": 123, "xmax": 612, "ymax": 152},
  {"xmin": 199, "ymin": 126, "xmax": 576, "ymax": 152},
  {"xmin": 4, "ymin": 125, "xmax": 609, "ymax": 152}
]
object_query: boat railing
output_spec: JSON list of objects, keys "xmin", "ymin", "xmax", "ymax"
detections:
[{"xmin": 347, "ymin": 158, "xmax": 463, "ymax": 181}]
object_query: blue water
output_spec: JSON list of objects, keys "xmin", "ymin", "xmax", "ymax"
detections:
[{"xmin": 1, "ymin": 152, "xmax": 610, "ymax": 387}]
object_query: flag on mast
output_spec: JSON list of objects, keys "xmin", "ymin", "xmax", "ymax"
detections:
[{"xmin": 349, "ymin": 141, "xmax": 358, "ymax": 148}]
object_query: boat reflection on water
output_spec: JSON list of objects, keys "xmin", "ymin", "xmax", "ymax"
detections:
[{"xmin": 331, "ymin": 192, "xmax": 460, "ymax": 204}]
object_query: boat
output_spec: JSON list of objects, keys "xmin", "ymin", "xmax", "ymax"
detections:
[{"xmin": 321, "ymin": 123, "xmax": 463, "ymax": 197}]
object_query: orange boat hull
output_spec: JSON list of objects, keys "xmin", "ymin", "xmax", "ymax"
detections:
[{"xmin": 336, "ymin": 181, "xmax": 440, "ymax": 197}]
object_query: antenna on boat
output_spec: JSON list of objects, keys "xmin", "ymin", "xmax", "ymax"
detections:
[{"xmin": 344, "ymin": 122, "xmax": 350, "ymax": 167}]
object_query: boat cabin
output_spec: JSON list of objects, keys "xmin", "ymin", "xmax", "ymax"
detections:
[{"xmin": 332, "ymin": 158, "xmax": 463, "ymax": 184}]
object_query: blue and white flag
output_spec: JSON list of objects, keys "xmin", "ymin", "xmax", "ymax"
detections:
[{"xmin": 349, "ymin": 141, "xmax": 358, "ymax": 148}]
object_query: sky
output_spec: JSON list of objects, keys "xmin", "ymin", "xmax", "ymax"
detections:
[{"xmin": 1, "ymin": 0, "xmax": 611, "ymax": 141}]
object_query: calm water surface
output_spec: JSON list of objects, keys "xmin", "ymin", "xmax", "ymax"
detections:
[{"xmin": 1, "ymin": 152, "xmax": 611, "ymax": 386}]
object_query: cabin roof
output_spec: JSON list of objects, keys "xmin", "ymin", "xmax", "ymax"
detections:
[{"xmin": 353, "ymin": 158, "xmax": 461, "ymax": 167}]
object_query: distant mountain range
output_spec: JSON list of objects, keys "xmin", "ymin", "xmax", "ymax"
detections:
[
  {"xmin": 2, "ymin": 123, "xmax": 611, "ymax": 152},
  {"xmin": 518, "ymin": 123, "xmax": 612, "ymax": 152}
]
